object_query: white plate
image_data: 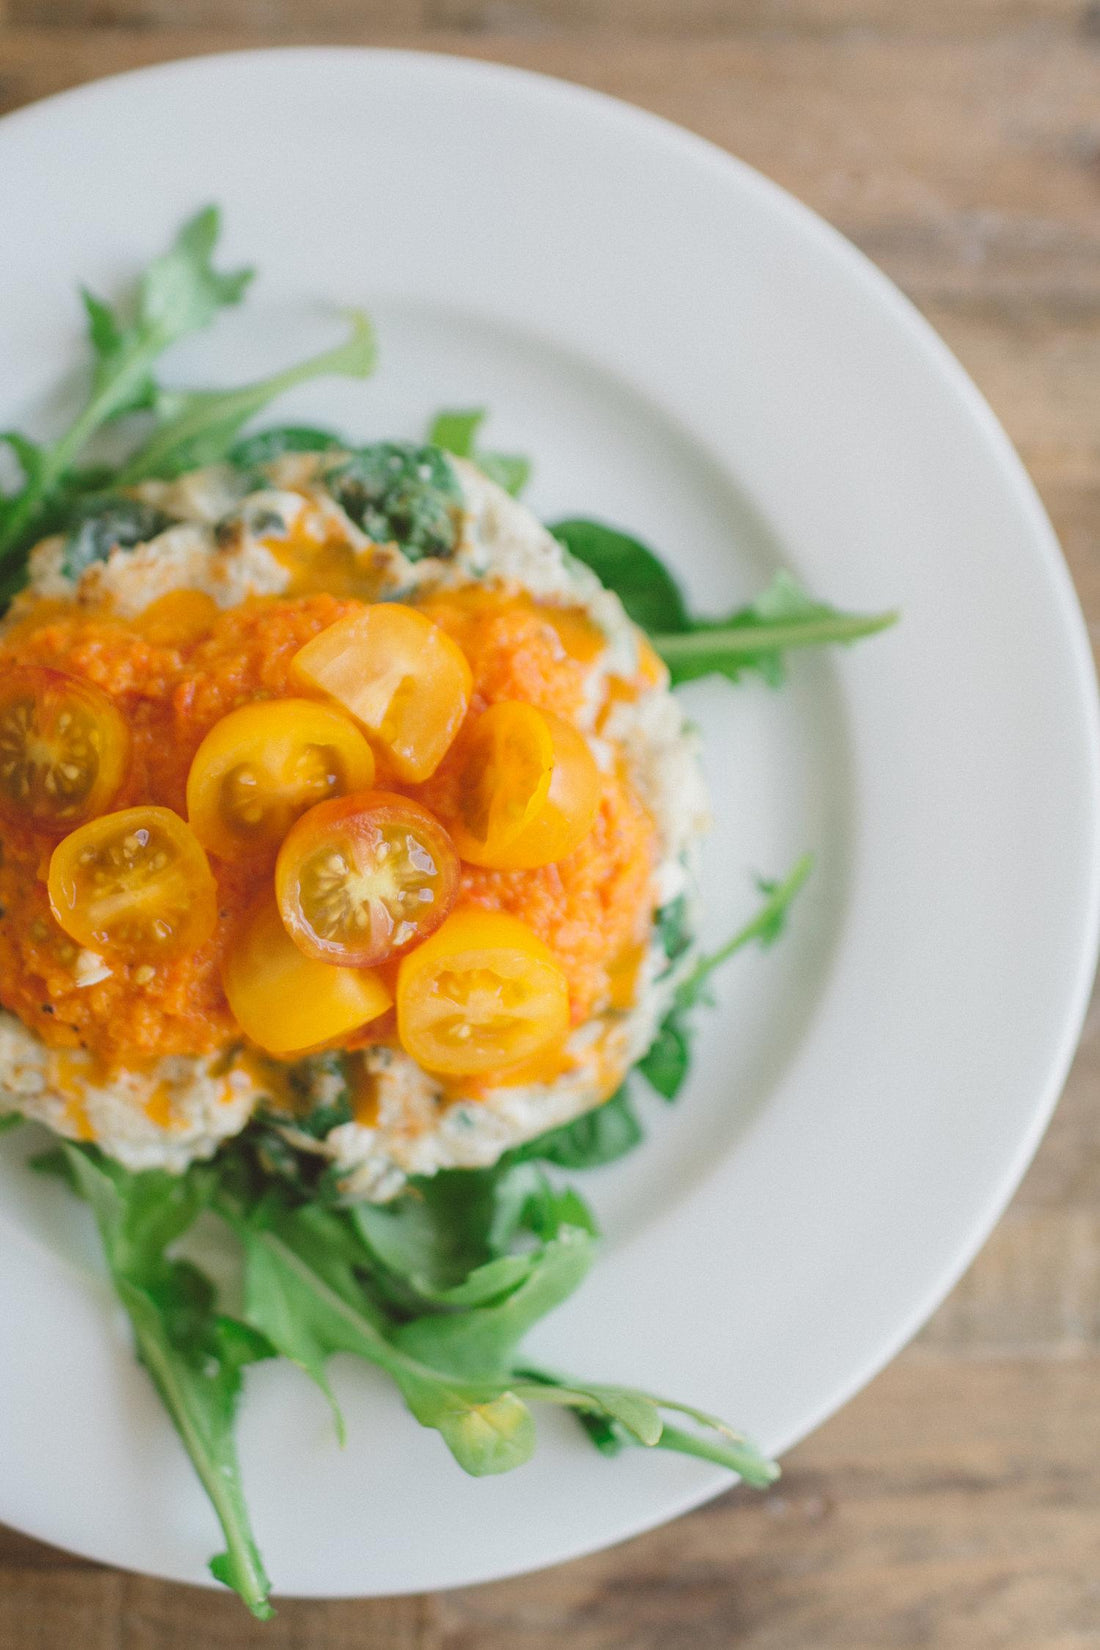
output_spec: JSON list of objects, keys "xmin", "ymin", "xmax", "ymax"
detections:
[{"xmin": 0, "ymin": 47, "xmax": 1097, "ymax": 1599}]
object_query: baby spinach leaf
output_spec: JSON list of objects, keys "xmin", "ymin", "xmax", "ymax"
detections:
[
  {"xmin": 227, "ymin": 425, "xmax": 346, "ymax": 469},
  {"xmin": 0, "ymin": 208, "xmax": 252, "ymax": 565},
  {"xmin": 116, "ymin": 312, "xmax": 375, "ymax": 484},
  {"xmin": 327, "ymin": 441, "xmax": 463, "ymax": 561},
  {"xmin": 428, "ymin": 409, "xmax": 531, "ymax": 497},
  {"xmin": 637, "ymin": 1014, "xmax": 692, "ymax": 1100},
  {"xmin": 60, "ymin": 1146, "xmax": 274, "ymax": 1619},
  {"xmin": 60, "ymin": 495, "xmax": 176, "ymax": 581},
  {"xmin": 550, "ymin": 518, "xmax": 689, "ymax": 633},
  {"xmin": 510, "ymin": 1086, "xmax": 643, "ymax": 1170}
]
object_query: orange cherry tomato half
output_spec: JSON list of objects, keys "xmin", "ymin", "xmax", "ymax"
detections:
[
  {"xmin": 0, "ymin": 666, "xmax": 130, "ymax": 834},
  {"xmin": 275, "ymin": 790, "xmax": 460, "ymax": 968},
  {"xmin": 291, "ymin": 604, "xmax": 472, "ymax": 782},
  {"xmin": 186, "ymin": 697, "xmax": 375, "ymax": 863},
  {"xmin": 396, "ymin": 908, "xmax": 570, "ymax": 1077},
  {"xmin": 47, "ymin": 805, "xmax": 217, "ymax": 962},
  {"xmin": 447, "ymin": 701, "xmax": 601, "ymax": 870},
  {"xmin": 223, "ymin": 896, "xmax": 392, "ymax": 1056}
]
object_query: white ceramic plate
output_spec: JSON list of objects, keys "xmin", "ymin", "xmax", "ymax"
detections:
[{"xmin": 0, "ymin": 47, "xmax": 1097, "ymax": 1599}]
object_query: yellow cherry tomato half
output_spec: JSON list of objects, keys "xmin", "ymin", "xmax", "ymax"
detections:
[
  {"xmin": 291, "ymin": 604, "xmax": 472, "ymax": 782},
  {"xmin": 0, "ymin": 666, "xmax": 130, "ymax": 834},
  {"xmin": 223, "ymin": 897, "xmax": 392, "ymax": 1056},
  {"xmin": 276, "ymin": 791, "xmax": 460, "ymax": 969},
  {"xmin": 47, "ymin": 806, "xmax": 217, "ymax": 962},
  {"xmin": 186, "ymin": 697, "xmax": 375, "ymax": 863},
  {"xmin": 448, "ymin": 701, "xmax": 601, "ymax": 870},
  {"xmin": 396, "ymin": 908, "xmax": 570, "ymax": 1077}
]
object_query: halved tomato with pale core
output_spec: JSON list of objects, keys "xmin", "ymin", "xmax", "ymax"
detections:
[
  {"xmin": 186, "ymin": 697, "xmax": 375, "ymax": 862},
  {"xmin": 47, "ymin": 805, "xmax": 217, "ymax": 962},
  {"xmin": 447, "ymin": 700, "xmax": 601, "ymax": 870},
  {"xmin": 396, "ymin": 908, "xmax": 570, "ymax": 1077},
  {"xmin": 291, "ymin": 604, "xmax": 472, "ymax": 782},
  {"xmin": 223, "ymin": 896, "xmax": 392, "ymax": 1056},
  {"xmin": 275, "ymin": 790, "xmax": 460, "ymax": 968},
  {"xmin": 0, "ymin": 667, "xmax": 130, "ymax": 833}
]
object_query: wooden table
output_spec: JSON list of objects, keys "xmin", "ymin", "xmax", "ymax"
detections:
[{"xmin": 2, "ymin": 3, "xmax": 1100, "ymax": 1644}]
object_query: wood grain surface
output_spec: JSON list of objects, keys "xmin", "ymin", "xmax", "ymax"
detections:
[{"xmin": 2, "ymin": 4, "xmax": 1100, "ymax": 1645}]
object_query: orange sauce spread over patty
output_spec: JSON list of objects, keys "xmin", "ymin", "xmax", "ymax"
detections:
[{"xmin": 0, "ymin": 587, "xmax": 657, "ymax": 1066}]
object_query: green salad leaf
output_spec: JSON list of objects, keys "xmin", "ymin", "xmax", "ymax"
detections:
[
  {"xmin": 511, "ymin": 1087, "xmax": 644, "ymax": 1170},
  {"xmin": 551, "ymin": 518, "xmax": 896, "ymax": 686},
  {"xmin": 428, "ymin": 408, "xmax": 532, "ymax": 497},
  {"xmin": 0, "ymin": 208, "xmax": 251, "ymax": 565},
  {"xmin": 60, "ymin": 1146, "xmax": 274, "ymax": 1620},
  {"xmin": 0, "ymin": 210, "xmax": 378, "ymax": 607},
  {"xmin": 116, "ymin": 312, "xmax": 375, "ymax": 485},
  {"xmin": 0, "ymin": 1112, "xmax": 23, "ymax": 1135},
  {"xmin": 551, "ymin": 518, "xmax": 689, "ymax": 633}
]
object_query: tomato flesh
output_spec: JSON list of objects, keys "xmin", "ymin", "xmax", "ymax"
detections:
[
  {"xmin": 292, "ymin": 604, "xmax": 472, "ymax": 782},
  {"xmin": 448, "ymin": 701, "xmax": 601, "ymax": 870},
  {"xmin": 396, "ymin": 908, "xmax": 570, "ymax": 1077},
  {"xmin": 276, "ymin": 791, "xmax": 460, "ymax": 968},
  {"xmin": 186, "ymin": 697, "xmax": 375, "ymax": 862},
  {"xmin": 47, "ymin": 805, "xmax": 217, "ymax": 962},
  {"xmin": 223, "ymin": 897, "xmax": 392, "ymax": 1056},
  {"xmin": 0, "ymin": 667, "xmax": 130, "ymax": 833}
]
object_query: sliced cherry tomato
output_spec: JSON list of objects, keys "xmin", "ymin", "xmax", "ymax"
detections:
[
  {"xmin": 447, "ymin": 701, "xmax": 601, "ymax": 870},
  {"xmin": 0, "ymin": 667, "xmax": 130, "ymax": 833},
  {"xmin": 186, "ymin": 697, "xmax": 375, "ymax": 863},
  {"xmin": 223, "ymin": 896, "xmax": 392, "ymax": 1056},
  {"xmin": 292, "ymin": 604, "xmax": 472, "ymax": 782},
  {"xmin": 396, "ymin": 908, "xmax": 570, "ymax": 1077},
  {"xmin": 47, "ymin": 805, "xmax": 217, "ymax": 961},
  {"xmin": 276, "ymin": 790, "xmax": 460, "ymax": 968}
]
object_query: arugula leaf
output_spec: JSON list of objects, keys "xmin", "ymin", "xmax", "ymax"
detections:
[
  {"xmin": 61, "ymin": 1146, "xmax": 274, "ymax": 1619},
  {"xmin": 551, "ymin": 518, "xmax": 690, "ymax": 634},
  {"xmin": 227, "ymin": 425, "xmax": 346, "ymax": 469},
  {"xmin": 116, "ymin": 312, "xmax": 375, "ymax": 484},
  {"xmin": 638, "ymin": 854, "xmax": 814, "ymax": 1104},
  {"xmin": 393, "ymin": 1225, "xmax": 596, "ymax": 1382},
  {"xmin": 327, "ymin": 441, "xmax": 463, "ymax": 561},
  {"xmin": 230, "ymin": 1204, "xmax": 539, "ymax": 1476},
  {"xmin": 655, "ymin": 570, "xmax": 898, "ymax": 688},
  {"xmin": 510, "ymin": 1086, "xmax": 643, "ymax": 1170},
  {"xmin": 0, "ymin": 1112, "xmax": 22, "ymax": 1135},
  {"xmin": 428, "ymin": 409, "xmax": 531, "ymax": 497},
  {"xmin": 0, "ymin": 208, "xmax": 252, "ymax": 564},
  {"xmin": 548, "ymin": 520, "xmax": 895, "ymax": 685}
]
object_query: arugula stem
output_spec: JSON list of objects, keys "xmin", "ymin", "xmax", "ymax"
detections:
[
  {"xmin": 677, "ymin": 852, "xmax": 814, "ymax": 1005},
  {"xmin": 653, "ymin": 1421, "xmax": 780, "ymax": 1487},
  {"xmin": 653, "ymin": 609, "xmax": 898, "ymax": 667}
]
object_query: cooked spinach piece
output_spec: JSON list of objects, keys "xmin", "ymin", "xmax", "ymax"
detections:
[
  {"xmin": 285, "ymin": 1051, "xmax": 354, "ymax": 1138},
  {"xmin": 60, "ymin": 495, "xmax": 175, "ymax": 581},
  {"xmin": 327, "ymin": 442, "xmax": 463, "ymax": 561}
]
